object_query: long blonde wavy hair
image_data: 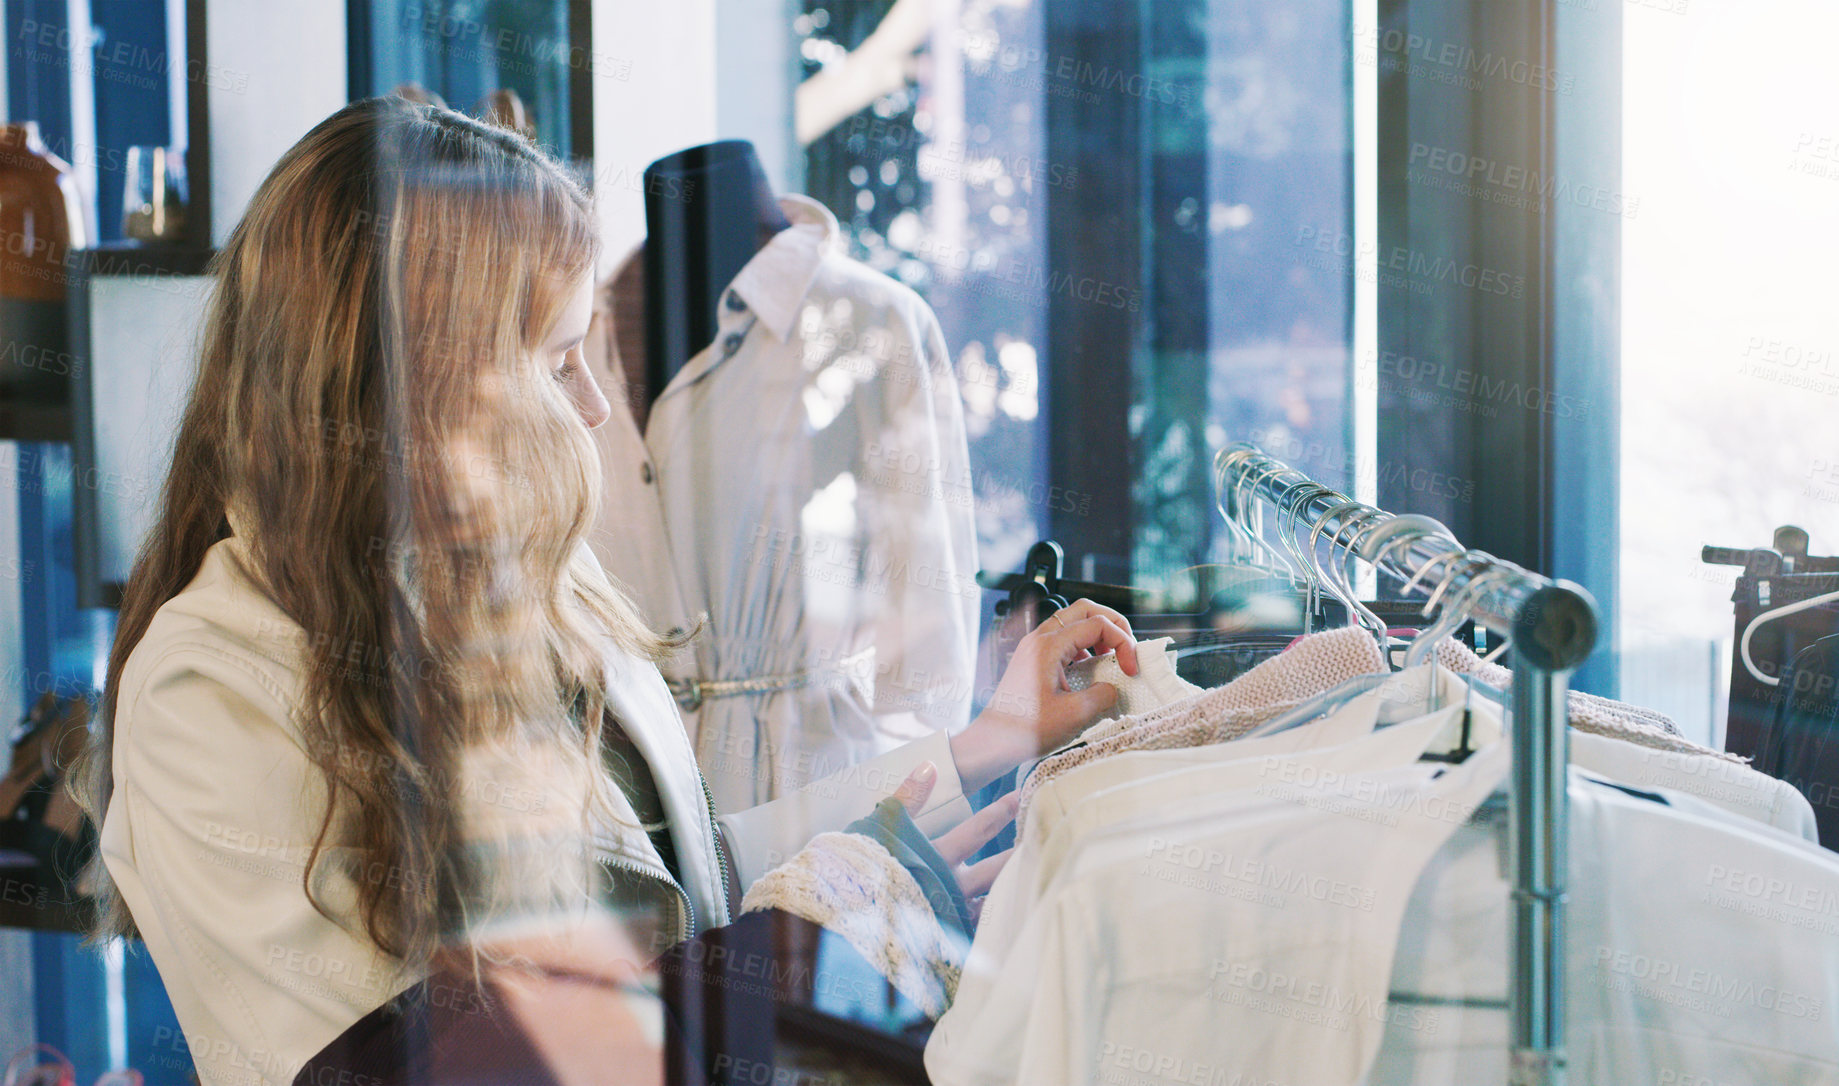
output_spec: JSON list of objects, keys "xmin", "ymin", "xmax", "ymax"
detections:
[{"xmin": 73, "ymin": 96, "xmax": 663, "ymax": 971}]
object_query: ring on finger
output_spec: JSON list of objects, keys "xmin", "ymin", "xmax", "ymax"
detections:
[{"xmin": 1052, "ymin": 612, "xmax": 1068, "ymax": 630}]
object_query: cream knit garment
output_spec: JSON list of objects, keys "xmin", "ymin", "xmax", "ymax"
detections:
[
  {"xmin": 740, "ymin": 831, "xmax": 968, "ymax": 1018},
  {"xmin": 1024, "ymin": 626, "xmax": 1733, "ymax": 832},
  {"xmin": 1429, "ymin": 638, "xmax": 1740, "ymax": 761},
  {"xmin": 1020, "ymin": 626, "xmax": 1389, "ymax": 829},
  {"xmin": 1065, "ymin": 637, "xmax": 1203, "ymax": 721}
]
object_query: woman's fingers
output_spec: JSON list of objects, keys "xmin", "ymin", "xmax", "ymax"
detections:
[
  {"xmin": 1069, "ymin": 680, "xmax": 1120, "ymax": 721},
  {"xmin": 1053, "ymin": 598, "xmax": 1135, "ymax": 641},
  {"xmin": 931, "ymin": 791, "xmax": 1019, "ymax": 867},
  {"xmin": 892, "ymin": 761, "xmax": 939, "ymax": 817},
  {"xmin": 1049, "ymin": 614, "xmax": 1139, "ymax": 676},
  {"xmin": 957, "ymin": 848, "xmax": 1012, "ymax": 899}
]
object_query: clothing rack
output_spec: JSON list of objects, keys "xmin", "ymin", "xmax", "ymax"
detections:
[{"xmin": 1214, "ymin": 444, "xmax": 1598, "ymax": 1086}]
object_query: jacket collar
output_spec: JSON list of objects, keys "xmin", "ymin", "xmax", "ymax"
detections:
[
  {"xmin": 722, "ymin": 193, "xmax": 839, "ymax": 344},
  {"xmin": 207, "ymin": 511, "xmax": 727, "ymax": 931}
]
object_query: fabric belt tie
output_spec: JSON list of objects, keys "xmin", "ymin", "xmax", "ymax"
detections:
[{"xmin": 667, "ymin": 646, "xmax": 875, "ymax": 712}]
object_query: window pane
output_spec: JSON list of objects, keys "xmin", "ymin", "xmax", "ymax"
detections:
[
  {"xmin": 357, "ymin": 0, "xmax": 578, "ymax": 158},
  {"xmin": 1619, "ymin": 0, "xmax": 1839, "ymax": 746},
  {"xmin": 796, "ymin": 0, "xmax": 1353, "ymax": 603}
]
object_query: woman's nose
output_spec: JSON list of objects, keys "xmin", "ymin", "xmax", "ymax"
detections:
[{"xmin": 573, "ymin": 371, "xmax": 613, "ymax": 430}]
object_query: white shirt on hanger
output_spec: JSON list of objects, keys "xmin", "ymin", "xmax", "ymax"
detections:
[
  {"xmin": 1569, "ymin": 729, "xmax": 1817, "ymax": 842},
  {"xmin": 1366, "ymin": 770, "xmax": 1839, "ymax": 1085},
  {"xmin": 1387, "ymin": 663, "xmax": 1816, "ymax": 842},
  {"xmin": 928, "ymin": 703, "xmax": 1510, "ymax": 1086},
  {"xmin": 973, "ymin": 700, "xmax": 1469, "ymax": 988}
]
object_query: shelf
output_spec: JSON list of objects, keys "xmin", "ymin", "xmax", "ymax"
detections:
[
  {"xmin": 0, "ymin": 401, "xmax": 73, "ymax": 442},
  {"xmin": 78, "ymin": 245, "xmax": 216, "ymax": 278},
  {"xmin": 0, "ymin": 862, "xmax": 92, "ymax": 934}
]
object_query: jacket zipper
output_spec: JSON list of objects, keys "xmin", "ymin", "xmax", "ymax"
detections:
[
  {"xmin": 600, "ymin": 857, "xmax": 693, "ymax": 947},
  {"xmin": 599, "ymin": 780, "xmax": 731, "ymax": 946},
  {"xmin": 698, "ymin": 772, "xmax": 733, "ymax": 920}
]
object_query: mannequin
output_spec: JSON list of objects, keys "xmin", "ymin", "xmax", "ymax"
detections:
[
  {"xmin": 640, "ymin": 140, "xmax": 792, "ymax": 405},
  {"xmin": 588, "ymin": 146, "xmax": 981, "ymax": 814}
]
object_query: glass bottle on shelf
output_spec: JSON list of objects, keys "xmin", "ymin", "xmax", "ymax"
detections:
[{"xmin": 0, "ymin": 121, "xmax": 89, "ymax": 302}]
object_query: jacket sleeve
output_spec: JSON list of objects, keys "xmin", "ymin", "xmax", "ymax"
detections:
[
  {"xmin": 716, "ymin": 728, "xmax": 973, "ymax": 890},
  {"xmin": 104, "ymin": 644, "xmax": 409, "ymax": 1078},
  {"xmin": 856, "ymin": 293, "xmax": 982, "ymax": 743}
]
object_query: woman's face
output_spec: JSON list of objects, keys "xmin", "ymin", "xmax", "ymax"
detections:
[{"xmin": 543, "ymin": 274, "xmax": 610, "ymax": 430}]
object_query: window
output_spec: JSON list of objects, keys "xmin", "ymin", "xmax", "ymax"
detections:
[
  {"xmin": 1618, "ymin": 0, "xmax": 1839, "ymax": 745},
  {"xmin": 788, "ymin": 0, "xmax": 1355, "ymax": 609},
  {"xmin": 351, "ymin": 0, "xmax": 591, "ymax": 161}
]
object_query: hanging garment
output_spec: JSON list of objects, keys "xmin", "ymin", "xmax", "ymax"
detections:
[
  {"xmin": 1367, "ymin": 771, "xmax": 1839, "ymax": 1085},
  {"xmin": 1017, "ymin": 700, "xmax": 1302, "ymax": 832},
  {"xmin": 1570, "ymin": 730, "xmax": 1818, "ymax": 843},
  {"xmin": 1381, "ymin": 662, "xmax": 1815, "ymax": 846},
  {"xmin": 1411, "ymin": 658, "xmax": 1817, "ymax": 843},
  {"xmin": 1018, "ymin": 626, "xmax": 1388, "ymax": 820},
  {"xmin": 587, "ymin": 193, "xmax": 980, "ymax": 813},
  {"xmin": 1019, "ymin": 680, "xmax": 1388, "ymax": 839},
  {"xmin": 1065, "ymin": 636, "xmax": 1201, "ymax": 720},
  {"xmin": 1432, "ymin": 637, "xmax": 1703, "ymax": 746},
  {"xmin": 927, "ymin": 717, "xmax": 1510, "ymax": 1086},
  {"xmin": 1723, "ymin": 571, "xmax": 1839, "ymax": 760},
  {"xmin": 1173, "ymin": 625, "xmax": 1389, "ymax": 716},
  {"xmin": 977, "ymin": 700, "xmax": 1474, "ymax": 984},
  {"xmin": 1756, "ymin": 633, "xmax": 1839, "ymax": 847}
]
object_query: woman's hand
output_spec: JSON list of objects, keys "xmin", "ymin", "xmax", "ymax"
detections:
[
  {"xmin": 894, "ymin": 762, "xmax": 1018, "ymax": 923},
  {"xmin": 949, "ymin": 598, "xmax": 1139, "ymax": 792}
]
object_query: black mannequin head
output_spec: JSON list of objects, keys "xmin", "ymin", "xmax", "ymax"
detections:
[{"xmin": 640, "ymin": 140, "xmax": 791, "ymax": 401}]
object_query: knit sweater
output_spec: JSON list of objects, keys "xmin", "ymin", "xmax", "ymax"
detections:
[
  {"xmin": 1020, "ymin": 627, "xmax": 1388, "ymax": 829},
  {"xmin": 1429, "ymin": 638, "xmax": 1737, "ymax": 760}
]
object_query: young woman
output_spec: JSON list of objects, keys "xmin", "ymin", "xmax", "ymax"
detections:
[{"xmin": 73, "ymin": 96, "xmax": 1136, "ymax": 1085}]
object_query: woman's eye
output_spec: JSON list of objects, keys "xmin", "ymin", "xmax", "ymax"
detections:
[{"xmin": 552, "ymin": 357, "xmax": 578, "ymax": 382}]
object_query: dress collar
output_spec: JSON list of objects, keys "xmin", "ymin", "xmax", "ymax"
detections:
[{"xmin": 722, "ymin": 193, "xmax": 839, "ymax": 344}]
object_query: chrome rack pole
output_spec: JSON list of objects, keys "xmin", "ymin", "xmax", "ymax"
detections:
[
  {"xmin": 1214, "ymin": 444, "xmax": 1597, "ymax": 1086},
  {"xmin": 1505, "ymin": 586, "xmax": 1595, "ymax": 1086}
]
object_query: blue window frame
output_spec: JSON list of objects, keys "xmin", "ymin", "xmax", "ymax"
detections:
[{"xmin": 6, "ymin": 0, "xmax": 186, "ymax": 1077}]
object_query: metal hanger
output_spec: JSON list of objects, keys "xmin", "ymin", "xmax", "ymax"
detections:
[
  {"xmin": 1405, "ymin": 555, "xmax": 1491, "ymax": 664},
  {"xmin": 1241, "ymin": 459, "xmax": 1307, "ymax": 584},
  {"xmin": 1212, "ymin": 447, "xmax": 1260, "ymax": 568},
  {"xmin": 1278, "ymin": 482, "xmax": 1336, "ymax": 633},
  {"xmin": 1307, "ymin": 499, "xmax": 1389, "ymax": 650},
  {"xmin": 1739, "ymin": 587, "xmax": 1839, "ymax": 686},
  {"xmin": 1337, "ymin": 506, "xmax": 1399, "ymax": 630},
  {"xmin": 1357, "ymin": 513, "xmax": 1459, "ymax": 577},
  {"xmin": 1217, "ymin": 450, "xmax": 1300, "ymax": 582}
]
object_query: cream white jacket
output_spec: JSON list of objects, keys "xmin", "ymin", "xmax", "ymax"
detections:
[{"xmin": 100, "ymin": 528, "xmax": 969, "ymax": 1086}]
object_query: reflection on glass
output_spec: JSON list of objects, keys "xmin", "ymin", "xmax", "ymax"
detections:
[
  {"xmin": 357, "ymin": 0, "xmax": 577, "ymax": 158},
  {"xmin": 122, "ymin": 145, "xmax": 188, "ymax": 243},
  {"xmin": 796, "ymin": 1, "xmax": 1353, "ymax": 608},
  {"xmin": 800, "ymin": 0, "xmax": 1050, "ymax": 580}
]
